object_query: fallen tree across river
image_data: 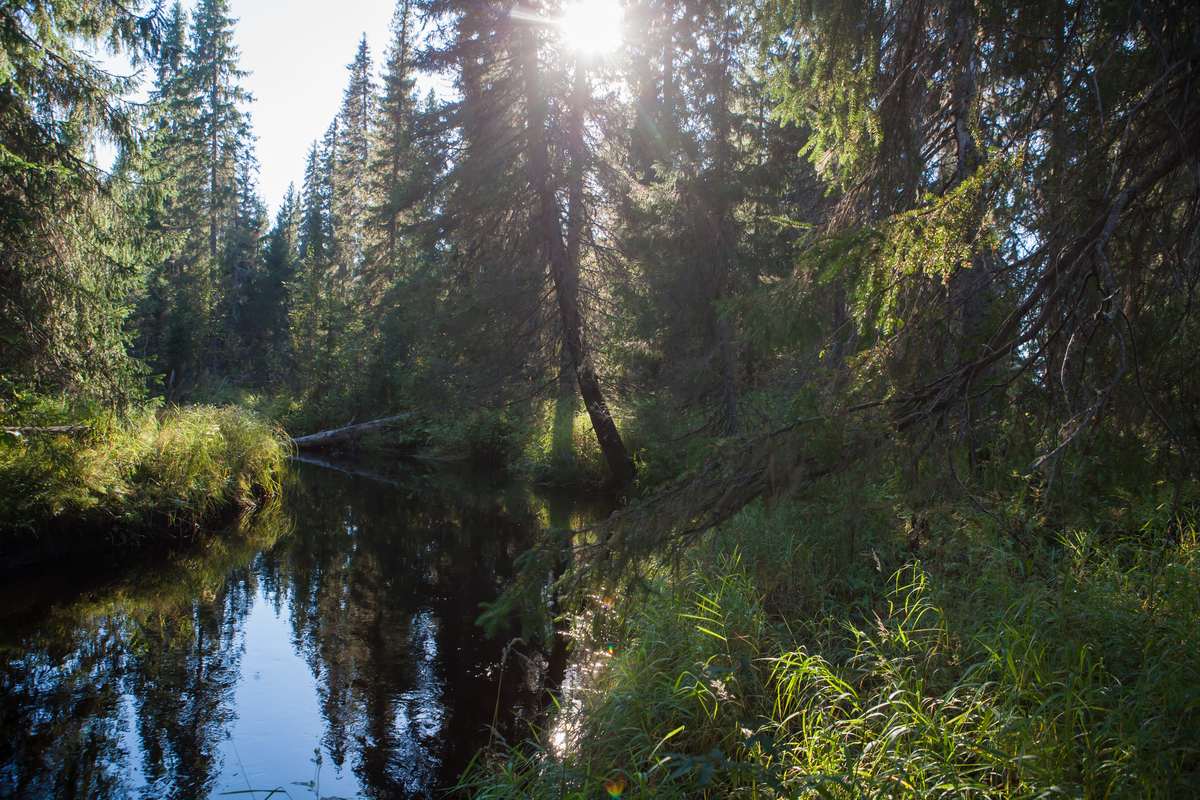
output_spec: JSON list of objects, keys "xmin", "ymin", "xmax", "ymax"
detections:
[{"xmin": 286, "ymin": 413, "xmax": 418, "ymax": 450}]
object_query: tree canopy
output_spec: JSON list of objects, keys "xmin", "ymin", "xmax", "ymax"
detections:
[{"xmin": 0, "ymin": 0, "xmax": 1195, "ymax": 509}]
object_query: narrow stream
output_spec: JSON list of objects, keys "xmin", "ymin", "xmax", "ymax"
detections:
[{"xmin": 0, "ymin": 458, "xmax": 611, "ymax": 799}]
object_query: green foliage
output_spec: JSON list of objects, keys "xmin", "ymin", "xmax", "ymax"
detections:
[
  {"xmin": 0, "ymin": 403, "xmax": 284, "ymax": 540},
  {"xmin": 760, "ymin": 0, "xmax": 885, "ymax": 195},
  {"xmin": 617, "ymin": 394, "xmax": 716, "ymax": 491},
  {"xmin": 525, "ymin": 396, "xmax": 611, "ymax": 487},
  {"xmin": 132, "ymin": 0, "xmax": 263, "ymax": 390},
  {"xmin": 467, "ymin": 488, "xmax": 1200, "ymax": 798},
  {"xmin": 813, "ymin": 156, "xmax": 1016, "ymax": 340},
  {"xmin": 0, "ymin": 0, "xmax": 165, "ymax": 402},
  {"xmin": 439, "ymin": 407, "xmax": 529, "ymax": 468}
]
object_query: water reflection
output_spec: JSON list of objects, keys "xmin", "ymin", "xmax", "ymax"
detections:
[{"xmin": 0, "ymin": 459, "xmax": 609, "ymax": 799}]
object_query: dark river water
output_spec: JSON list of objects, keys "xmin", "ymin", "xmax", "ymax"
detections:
[{"xmin": 0, "ymin": 457, "xmax": 610, "ymax": 799}]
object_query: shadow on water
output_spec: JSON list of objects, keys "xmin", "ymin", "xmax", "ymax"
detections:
[{"xmin": 0, "ymin": 456, "xmax": 612, "ymax": 799}]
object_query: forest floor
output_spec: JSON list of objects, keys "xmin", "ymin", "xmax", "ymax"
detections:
[{"xmin": 0, "ymin": 404, "xmax": 285, "ymax": 568}]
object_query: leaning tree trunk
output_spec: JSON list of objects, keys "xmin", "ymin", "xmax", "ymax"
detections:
[{"xmin": 522, "ymin": 19, "xmax": 635, "ymax": 485}]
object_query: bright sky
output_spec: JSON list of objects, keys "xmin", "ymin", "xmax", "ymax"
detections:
[
  {"xmin": 228, "ymin": 0, "xmax": 407, "ymax": 215},
  {"xmin": 99, "ymin": 0, "xmax": 618, "ymax": 219},
  {"xmin": 103, "ymin": 0, "xmax": 413, "ymax": 217}
]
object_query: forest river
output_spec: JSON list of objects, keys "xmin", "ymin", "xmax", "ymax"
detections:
[{"xmin": 0, "ymin": 457, "xmax": 611, "ymax": 799}]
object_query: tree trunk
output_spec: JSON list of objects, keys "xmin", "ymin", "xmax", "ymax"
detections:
[
  {"xmin": 287, "ymin": 413, "xmax": 418, "ymax": 449},
  {"xmin": 2, "ymin": 426, "xmax": 91, "ymax": 437},
  {"xmin": 708, "ymin": 12, "xmax": 741, "ymax": 436},
  {"xmin": 523, "ymin": 20, "xmax": 635, "ymax": 485}
]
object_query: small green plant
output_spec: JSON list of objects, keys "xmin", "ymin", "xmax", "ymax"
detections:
[{"xmin": 465, "ymin": 487, "xmax": 1200, "ymax": 799}]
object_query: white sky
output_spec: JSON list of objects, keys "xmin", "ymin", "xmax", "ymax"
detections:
[
  {"xmin": 102, "ymin": 0, "xmax": 418, "ymax": 218},
  {"xmin": 234, "ymin": 0, "xmax": 402, "ymax": 216},
  {"xmin": 97, "ymin": 0, "xmax": 609, "ymax": 220}
]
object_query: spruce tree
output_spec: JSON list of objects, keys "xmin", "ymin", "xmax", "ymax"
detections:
[
  {"xmin": 137, "ymin": 0, "xmax": 259, "ymax": 386},
  {"xmin": 0, "ymin": 0, "xmax": 166, "ymax": 402},
  {"xmin": 289, "ymin": 137, "xmax": 335, "ymax": 392},
  {"xmin": 617, "ymin": 0, "xmax": 796, "ymax": 436},
  {"xmin": 416, "ymin": 0, "xmax": 635, "ymax": 482},
  {"xmin": 369, "ymin": 0, "xmax": 422, "ymax": 282},
  {"xmin": 331, "ymin": 37, "xmax": 376, "ymax": 281},
  {"xmin": 244, "ymin": 185, "xmax": 300, "ymax": 380},
  {"xmin": 751, "ymin": 0, "xmax": 1200, "ymax": 501}
]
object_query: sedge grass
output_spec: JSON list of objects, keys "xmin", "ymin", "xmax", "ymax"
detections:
[
  {"xmin": 463, "ymin": 489, "xmax": 1200, "ymax": 799},
  {"xmin": 0, "ymin": 405, "xmax": 285, "ymax": 545}
]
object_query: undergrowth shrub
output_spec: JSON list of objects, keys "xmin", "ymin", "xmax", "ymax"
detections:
[
  {"xmin": 526, "ymin": 396, "xmax": 609, "ymax": 487},
  {"xmin": 415, "ymin": 406, "xmax": 529, "ymax": 468}
]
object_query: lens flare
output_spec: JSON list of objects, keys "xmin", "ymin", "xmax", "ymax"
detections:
[{"xmin": 605, "ymin": 774, "xmax": 626, "ymax": 797}]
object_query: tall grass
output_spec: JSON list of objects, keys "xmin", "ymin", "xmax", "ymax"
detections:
[
  {"xmin": 463, "ymin": 489, "xmax": 1200, "ymax": 798},
  {"xmin": 0, "ymin": 405, "xmax": 285, "ymax": 543}
]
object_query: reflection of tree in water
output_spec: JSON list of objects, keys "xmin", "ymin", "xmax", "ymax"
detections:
[
  {"xmin": 262, "ymin": 463, "xmax": 596, "ymax": 798},
  {"xmin": 0, "ymin": 466, "xmax": 607, "ymax": 799},
  {"xmin": 0, "ymin": 613, "xmax": 131, "ymax": 798},
  {"xmin": 0, "ymin": 521, "xmax": 278, "ymax": 799},
  {"xmin": 125, "ymin": 570, "xmax": 255, "ymax": 799}
]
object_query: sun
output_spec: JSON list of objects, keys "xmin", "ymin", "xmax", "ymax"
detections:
[{"xmin": 559, "ymin": 0, "xmax": 624, "ymax": 55}]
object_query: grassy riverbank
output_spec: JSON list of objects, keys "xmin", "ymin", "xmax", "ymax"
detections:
[
  {"xmin": 0, "ymin": 404, "xmax": 285, "ymax": 562},
  {"xmin": 467, "ymin": 485, "xmax": 1200, "ymax": 799}
]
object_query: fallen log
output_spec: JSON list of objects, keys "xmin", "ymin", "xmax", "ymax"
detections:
[
  {"xmin": 286, "ymin": 412, "xmax": 418, "ymax": 450},
  {"xmin": 2, "ymin": 425, "xmax": 91, "ymax": 437}
]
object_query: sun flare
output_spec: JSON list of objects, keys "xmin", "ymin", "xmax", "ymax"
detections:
[{"xmin": 559, "ymin": 0, "xmax": 624, "ymax": 55}]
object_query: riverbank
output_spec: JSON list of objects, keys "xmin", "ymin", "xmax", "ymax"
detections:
[
  {"xmin": 467, "ymin": 484, "xmax": 1200, "ymax": 799},
  {"xmin": 0, "ymin": 404, "xmax": 286, "ymax": 567},
  {"xmin": 234, "ymin": 388, "xmax": 707, "ymax": 492}
]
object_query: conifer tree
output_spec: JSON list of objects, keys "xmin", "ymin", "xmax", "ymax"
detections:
[
  {"xmin": 369, "ymin": 0, "xmax": 422, "ymax": 282},
  {"xmin": 749, "ymin": 0, "xmax": 1200, "ymax": 500},
  {"xmin": 417, "ymin": 0, "xmax": 635, "ymax": 482},
  {"xmin": 187, "ymin": 0, "xmax": 253, "ymax": 265},
  {"xmin": 617, "ymin": 0, "xmax": 791, "ymax": 435},
  {"xmin": 332, "ymin": 38, "xmax": 376, "ymax": 281},
  {"xmin": 289, "ymin": 137, "xmax": 335, "ymax": 391},
  {"xmin": 244, "ymin": 185, "xmax": 300, "ymax": 380},
  {"xmin": 0, "ymin": 0, "xmax": 166, "ymax": 402},
  {"xmin": 137, "ymin": 0, "xmax": 259, "ymax": 385}
]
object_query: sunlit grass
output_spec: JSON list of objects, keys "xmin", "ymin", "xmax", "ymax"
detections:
[
  {"xmin": 0, "ymin": 404, "xmax": 286, "ymax": 541},
  {"xmin": 463, "ymin": 490, "xmax": 1200, "ymax": 798},
  {"xmin": 526, "ymin": 395, "xmax": 610, "ymax": 487}
]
